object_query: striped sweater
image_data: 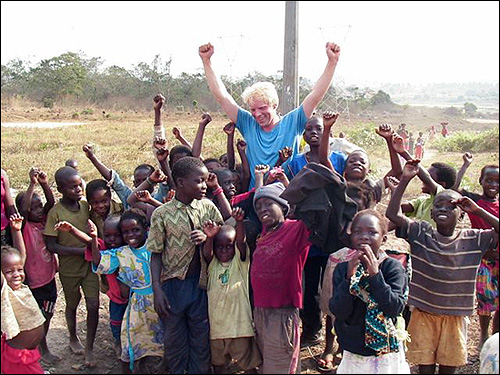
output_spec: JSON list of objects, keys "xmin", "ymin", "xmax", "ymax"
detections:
[{"xmin": 397, "ymin": 220, "xmax": 498, "ymax": 316}]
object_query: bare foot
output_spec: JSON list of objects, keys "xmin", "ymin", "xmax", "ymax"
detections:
[
  {"xmin": 114, "ymin": 342, "xmax": 122, "ymax": 359},
  {"xmin": 85, "ymin": 349, "xmax": 96, "ymax": 368},
  {"xmin": 69, "ymin": 338, "xmax": 84, "ymax": 355},
  {"xmin": 41, "ymin": 351, "xmax": 61, "ymax": 365}
]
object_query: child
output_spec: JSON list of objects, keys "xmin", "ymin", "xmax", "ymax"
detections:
[
  {"xmin": 386, "ymin": 159, "xmax": 499, "ymax": 374},
  {"xmin": 454, "ymin": 158, "xmax": 499, "ymax": 350},
  {"xmin": 54, "ymin": 215, "xmax": 129, "ymax": 360},
  {"xmin": 1, "ymin": 214, "xmax": 46, "ymax": 374},
  {"xmin": 441, "ymin": 121, "xmax": 449, "ymax": 137},
  {"xmin": 251, "ymin": 182, "xmax": 312, "ymax": 373},
  {"xmin": 15, "ymin": 167, "xmax": 59, "ymax": 364},
  {"xmin": 202, "ymin": 207, "xmax": 262, "ymax": 373},
  {"xmin": 408, "ymin": 132, "xmax": 415, "ymax": 155},
  {"xmin": 397, "ymin": 123, "xmax": 410, "ymax": 151},
  {"xmin": 329, "ymin": 209, "xmax": 410, "ymax": 374},
  {"xmin": 86, "ymin": 179, "xmax": 124, "ymax": 237},
  {"xmin": 414, "ymin": 131, "xmax": 425, "ymax": 160},
  {"xmin": 43, "ymin": 166, "xmax": 99, "ymax": 367},
  {"xmin": 148, "ymin": 156, "xmax": 224, "ymax": 374},
  {"xmin": 1, "ymin": 168, "xmax": 18, "ymax": 246},
  {"xmin": 91, "ymin": 210, "xmax": 163, "ymax": 372}
]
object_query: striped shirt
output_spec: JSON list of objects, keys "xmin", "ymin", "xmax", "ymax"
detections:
[
  {"xmin": 397, "ymin": 220, "xmax": 498, "ymax": 316},
  {"xmin": 147, "ymin": 198, "xmax": 223, "ymax": 289}
]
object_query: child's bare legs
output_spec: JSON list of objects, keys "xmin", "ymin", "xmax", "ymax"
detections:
[
  {"xmin": 66, "ymin": 305, "xmax": 85, "ymax": 354},
  {"xmin": 39, "ymin": 314, "xmax": 61, "ymax": 364},
  {"xmin": 84, "ymin": 297, "xmax": 99, "ymax": 368},
  {"xmin": 317, "ymin": 316, "xmax": 338, "ymax": 371},
  {"xmin": 478, "ymin": 313, "xmax": 491, "ymax": 350}
]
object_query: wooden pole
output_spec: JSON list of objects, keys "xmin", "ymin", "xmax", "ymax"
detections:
[{"xmin": 281, "ymin": 1, "xmax": 299, "ymax": 114}]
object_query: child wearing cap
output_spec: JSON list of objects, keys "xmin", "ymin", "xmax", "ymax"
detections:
[{"xmin": 251, "ymin": 182, "xmax": 312, "ymax": 374}]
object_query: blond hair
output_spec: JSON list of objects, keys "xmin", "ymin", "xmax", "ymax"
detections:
[{"xmin": 241, "ymin": 82, "xmax": 279, "ymax": 108}]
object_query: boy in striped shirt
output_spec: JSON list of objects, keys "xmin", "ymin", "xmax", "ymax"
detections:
[{"xmin": 386, "ymin": 159, "xmax": 499, "ymax": 375}]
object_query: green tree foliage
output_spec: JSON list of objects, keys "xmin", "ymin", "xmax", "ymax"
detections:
[
  {"xmin": 463, "ymin": 102, "xmax": 477, "ymax": 115},
  {"xmin": 433, "ymin": 127, "xmax": 499, "ymax": 153}
]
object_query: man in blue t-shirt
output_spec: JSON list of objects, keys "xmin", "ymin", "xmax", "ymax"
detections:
[{"xmin": 199, "ymin": 42, "xmax": 342, "ymax": 189}]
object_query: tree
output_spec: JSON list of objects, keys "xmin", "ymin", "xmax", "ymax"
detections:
[{"xmin": 463, "ymin": 102, "xmax": 477, "ymax": 115}]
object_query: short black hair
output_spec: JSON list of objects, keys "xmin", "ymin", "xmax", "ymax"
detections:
[
  {"xmin": 86, "ymin": 179, "xmax": 111, "ymax": 202},
  {"xmin": 172, "ymin": 156, "xmax": 206, "ymax": 185},
  {"xmin": 119, "ymin": 208, "xmax": 148, "ymax": 231},
  {"xmin": 430, "ymin": 162, "xmax": 457, "ymax": 189},
  {"xmin": 480, "ymin": 165, "xmax": 499, "ymax": 181},
  {"xmin": 134, "ymin": 164, "xmax": 155, "ymax": 176},
  {"xmin": 351, "ymin": 209, "xmax": 388, "ymax": 236},
  {"xmin": 54, "ymin": 166, "xmax": 79, "ymax": 188},
  {"xmin": 203, "ymin": 158, "xmax": 222, "ymax": 168},
  {"xmin": 169, "ymin": 145, "xmax": 193, "ymax": 168},
  {"xmin": 213, "ymin": 168, "xmax": 233, "ymax": 181},
  {"xmin": 346, "ymin": 182, "xmax": 375, "ymax": 210}
]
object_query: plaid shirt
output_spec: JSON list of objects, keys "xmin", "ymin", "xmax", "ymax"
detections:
[{"xmin": 147, "ymin": 198, "xmax": 223, "ymax": 289}]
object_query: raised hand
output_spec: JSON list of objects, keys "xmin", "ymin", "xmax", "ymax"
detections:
[
  {"xmin": 9, "ymin": 213, "xmax": 24, "ymax": 231},
  {"xmin": 202, "ymin": 220, "xmax": 221, "ymax": 238},
  {"xmin": 199, "ymin": 113, "xmax": 212, "ymax": 127},
  {"xmin": 255, "ymin": 164, "xmax": 270, "ymax": 177},
  {"xmin": 153, "ymin": 137, "xmax": 169, "ymax": 162},
  {"xmin": 376, "ymin": 123, "xmax": 394, "ymax": 140},
  {"xmin": 199, "ymin": 43, "xmax": 214, "ymax": 61},
  {"xmin": 149, "ymin": 169, "xmax": 167, "ymax": 184},
  {"xmin": 278, "ymin": 147, "xmax": 293, "ymax": 164},
  {"xmin": 87, "ymin": 219, "xmax": 98, "ymax": 238},
  {"xmin": 462, "ymin": 152, "xmax": 473, "ymax": 166},
  {"xmin": 153, "ymin": 94, "xmax": 165, "ymax": 111},
  {"xmin": 451, "ymin": 196, "xmax": 480, "ymax": 215},
  {"xmin": 54, "ymin": 221, "xmax": 74, "ymax": 233},
  {"xmin": 29, "ymin": 167, "xmax": 39, "ymax": 185},
  {"xmin": 82, "ymin": 144, "xmax": 95, "ymax": 159},
  {"xmin": 386, "ymin": 175, "xmax": 400, "ymax": 193},
  {"xmin": 402, "ymin": 159, "xmax": 420, "ymax": 180},
  {"xmin": 223, "ymin": 122, "xmax": 235, "ymax": 135},
  {"xmin": 172, "ymin": 127, "xmax": 182, "ymax": 140},
  {"xmin": 391, "ymin": 134, "xmax": 406, "ymax": 154},
  {"xmin": 190, "ymin": 229, "xmax": 207, "ymax": 245},
  {"xmin": 325, "ymin": 42, "xmax": 341, "ymax": 63},
  {"xmin": 36, "ymin": 169, "xmax": 48, "ymax": 185},
  {"xmin": 236, "ymin": 139, "xmax": 247, "ymax": 153},
  {"xmin": 231, "ymin": 207, "xmax": 245, "ymax": 222},
  {"xmin": 206, "ymin": 173, "xmax": 220, "ymax": 190},
  {"xmin": 323, "ymin": 111, "xmax": 340, "ymax": 129},
  {"xmin": 135, "ymin": 190, "xmax": 153, "ymax": 203}
]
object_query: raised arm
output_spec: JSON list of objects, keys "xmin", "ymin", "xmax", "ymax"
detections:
[
  {"xmin": 36, "ymin": 169, "xmax": 55, "ymax": 214},
  {"xmin": 9, "ymin": 214, "xmax": 26, "ymax": 264},
  {"xmin": 254, "ymin": 165, "xmax": 270, "ymax": 190},
  {"xmin": 452, "ymin": 152, "xmax": 473, "ymax": 192},
  {"xmin": 207, "ymin": 173, "xmax": 232, "ymax": 220},
  {"xmin": 224, "ymin": 122, "xmax": 236, "ymax": 170},
  {"xmin": 19, "ymin": 167, "xmax": 39, "ymax": 218},
  {"xmin": 199, "ymin": 43, "xmax": 239, "ymax": 123},
  {"xmin": 236, "ymin": 139, "xmax": 250, "ymax": 192},
  {"xmin": 82, "ymin": 144, "xmax": 112, "ymax": 181},
  {"xmin": 202, "ymin": 220, "xmax": 220, "ymax": 264},
  {"xmin": 301, "ymin": 42, "xmax": 341, "ymax": 118},
  {"xmin": 319, "ymin": 111, "xmax": 339, "ymax": 171},
  {"xmin": 192, "ymin": 113, "xmax": 212, "ymax": 159},
  {"xmin": 172, "ymin": 127, "xmax": 193, "ymax": 149},
  {"xmin": 274, "ymin": 147, "xmax": 293, "ymax": 168},
  {"xmin": 153, "ymin": 94, "xmax": 166, "ymax": 140},
  {"xmin": 386, "ymin": 160, "xmax": 420, "ymax": 228},
  {"xmin": 232, "ymin": 207, "xmax": 247, "ymax": 261},
  {"xmin": 127, "ymin": 169, "xmax": 166, "ymax": 212},
  {"xmin": 153, "ymin": 137, "xmax": 175, "ymax": 190},
  {"xmin": 376, "ymin": 124, "xmax": 403, "ymax": 179},
  {"xmin": 454, "ymin": 196, "xmax": 499, "ymax": 233}
]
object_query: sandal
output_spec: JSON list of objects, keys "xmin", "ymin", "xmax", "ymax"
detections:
[{"xmin": 317, "ymin": 353, "xmax": 335, "ymax": 372}]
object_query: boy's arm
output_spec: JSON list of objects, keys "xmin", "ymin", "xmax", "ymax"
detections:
[
  {"xmin": 20, "ymin": 168, "xmax": 38, "ymax": 218},
  {"xmin": 54, "ymin": 221, "xmax": 92, "ymax": 245},
  {"xmin": 236, "ymin": 139, "xmax": 250, "ymax": 192},
  {"xmin": 376, "ymin": 124, "xmax": 403, "ymax": 179},
  {"xmin": 127, "ymin": 169, "xmax": 167, "ymax": 208},
  {"xmin": 386, "ymin": 160, "xmax": 420, "ymax": 229},
  {"xmin": 44, "ymin": 235, "xmax": 86, "ymax": 256},
  {"xmin": 82, "ymin": 144, "xmax": 112, "ymax": 181},
  {"xmin": 254, "ymin": 165, "xmax": 270, "ymax": 190},
  {"xmin": 207, "ymin": 174, "xmax": 232, "ymax": 220},
  {"xmin": 192, "ymin": 113, "xmax": 212, "ymax": 159},
  {"xmin": 36, "ymin": 170, "xmax": 55, "ymax": 214},
  {"xmin": 199, "ymin": 43, "xmax": 239, "ymax": 123},
  {"xmin": 319, "ymin": 111, "xmax": 339, "ymax": 171},
  {"xmin": 172, "ymin": 127, "xmax": 193, "ymax": 148},
  {"xmin": 232, "ymin": 207, "xmax": 247, "ymax": 261},
  {"xmin": 452, "ymin": 152, "xmax": 473, "ymax": 192},
  {"xmin": 392, "ymin": 135, "xmax": 439, "ymax": 195},
  {"xmin": 224, "ymin": 122, "xmax": 236, "ymax": 170},
  {"xmin": 151, "ymin": 252, "xmax": 169, "ymax": 318},
  {"xmin": 153, "ymin": 94, "xmax": 166, "ymax": 140},
  {"xmin": 10, "ymin": 214, "xmax": 26, "ymax": 264},
  {"xmin": 274, "ymin": 147, "xmax": 292, "ymax": 168},
  {"xmin": 301, "ymin": 42, "xmax": 341, "ymax": 118}
]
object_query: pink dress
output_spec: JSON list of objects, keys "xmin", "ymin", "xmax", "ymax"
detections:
[{"xmin": 1, "ymin": 175, "xmax": 9, "ymax": 231}]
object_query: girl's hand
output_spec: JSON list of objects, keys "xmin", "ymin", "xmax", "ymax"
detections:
[
  {"xmin": 232, "ymin": 207, "xmax": 245, "ymax": 222},
  {"xmin": 87, "ymin": 219, "xmax": 98, "ymax": 238},
  {"xmin": 190, "ymin": 229, "xmax": 207, "ymax": 245},
  {"xmin": 202, "ymin": 220, "xmax": 221, "ymax": 238},
  {"xmin": 451, "ymin": 196, "xmax": 480, "ymax": 215},
  {"xmin": 206, "ymin": 173, "xmax": 220, "ymax": 190},
  {"xmin": 347, "ymin": 251, "xmax": 363, "ymax": 279},
  {"xmin": 9, "ymin": 213, "xmax": 24, "ymax": 232},
  {"xmin": 54, "ymin": 221, "xmax": 74, "ymax": 233},
  {"xmin": 358, "ymin": 244, "xmax": 379, "ymax": 276}
]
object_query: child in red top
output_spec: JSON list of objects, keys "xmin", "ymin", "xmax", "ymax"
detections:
[
  {"xmin": 15, "ymin": 167, "xmax": 58, "ymax": 364},
  {"xmin": 251, "ymin": 182, "xmax": 311, "ymax": 373}
]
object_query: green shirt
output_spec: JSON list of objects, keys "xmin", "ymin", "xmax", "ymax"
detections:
[
  {"xmin": 405, "ymin": 185, "xmax": 445, "ymax": 228},
  {"xmin": 147, "ymin": 198, "xmax": 223, "ymax": 289}
]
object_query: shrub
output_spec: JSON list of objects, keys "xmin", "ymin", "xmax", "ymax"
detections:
[
  {"xmin": 81, "ymin": 108, "xmax": 94, "ymax": 115},
  {"xmin": 433, "ymin": 127, "xmax": 499, "ymax": 153}
]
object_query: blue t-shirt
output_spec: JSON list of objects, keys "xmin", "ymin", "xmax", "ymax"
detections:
[
  {"xmin": 236, "ymin": 105, "xmax": 307, "ymax": 189},
  {"xmin": 287, "ymin": 151, "xmax": 347, "ymax": 178}
]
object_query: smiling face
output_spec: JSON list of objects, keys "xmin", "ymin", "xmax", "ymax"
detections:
[
  {"xmin": 88, "ymin": 188, "xmax": 111, "ymax": 219},
  {"xmin": 431, "ymin": 192, "xmax": 461, "ymax": 232},
  {"xmin": 1, "ymin": 251, "xmax": 25, "ymax": 290},
  {"xmin": 249, "ymin": 99, "xmax": 278, "ymax": 129},
  {"xmin": 344, "ymin": 151, "xmax": 370, "ymax": 181},
  {"xmin": 480, "ymin": 167, "xmax": 499, "ymax": 200},
  {"xmin": 103, "ymin": 217, "xmax": 124, "ymax": 249},
  {"xmin": 214, "ymin": 227, "xmax": 236, "ymax": 263},
  {"xmin": 350, "ymin": 213, "xmax": 387, "ymax": 257},
  {"xmin": 255, "ymin": 197, "xmax": 285, "ymax": 231},
  {"xmin": 303, "ymin": 117, "xmax": 323, "ymax": 147},
  {"xmin": 120, "ymin": 218, "xmax": 147, "ymax": 249}
]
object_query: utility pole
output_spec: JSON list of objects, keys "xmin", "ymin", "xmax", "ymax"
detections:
[{"xmin": 281, "ymin": 1, "xmax": 299, "ymax": 114}]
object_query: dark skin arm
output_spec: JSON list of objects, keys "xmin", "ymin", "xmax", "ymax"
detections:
[
  {"xmin": 232, "ymin": 207, "xmax": 247, "ymax": 261},
  {"xmin": 202, "ymin": 220, "xmax": 220, "ymax": 264},
  {"xmin": 274, "ymin": 147, "xmax": 292, "ymax": 168},
  {"xmin": 224, "ymin": 122, "xmax": 236, "ymax": 170},
  {"xmin": 151, "ymin": 252, "xmax": 169, "ymax": 318},
  {"xmin": 1, "ymin": 169, "xmax": 18, "ymax": 219},
  {"xmin": 126, "ymin": 169, "xmax": 166, "ymax": 210},
  {"xmin": 82, "ymin": 144, "xmax": 112, "ymax": 181},
  {"xmin": 207, "ymin": 173, "xmax": 232, "ymax": 220},
  {"xmin": 172, "ymin": 127, "xmax": 193, "ymax": 148},
  {"xmin": 452, "ymin": 152, "xmax": 473, "ymax": 192},
  {"xmin": 319, "ymin": 111, "xmax": 339, "ymax": 171},
  {"xmin": 10, "ymin": 213, "xmax": 26, "ymax": 264},
  {"xmin": 19, "ymin": 167, "xmax": 39, "ymax": 218},
  {"xmin": 236, "ymin": 139, "xmax": 250, "ymax": 192},
  {"xmin": 36, "ymin": 169, "xmax": 55, "ymax": 215},
  {"xmin": 376, "ymin": 123, "xmax": 403, "ymax": 179},
  {"xmin": 153, "ymin": 137, "xmax": 176, "ymax": 190},
  {"xmin": 192, "ymin": 113, "xmax": 212, "ymax": 159}
]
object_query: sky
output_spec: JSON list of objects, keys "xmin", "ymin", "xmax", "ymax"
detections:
[{"xmin": 1, "ymin": 1, "xmax": 499, "ymax": 86}]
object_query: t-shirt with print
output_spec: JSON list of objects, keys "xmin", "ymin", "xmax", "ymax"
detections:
[
  {"xmin": 207, "ymin": 246, "xmax": 254, "ymax": 340},
  {"xmin": 251, "ymin": 219, "xmax": 311, "ymax": 308},
  {"xmin": 43, "ymin": 200, "xmax": 90, "ymax": 278},
  {"xmin": 236, "ymin": 105, "xmax": 307, "ymax": 189}
]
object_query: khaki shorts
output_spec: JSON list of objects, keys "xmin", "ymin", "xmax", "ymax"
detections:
[
  {"xmin": 59, "ymin": 271, "xmax": 99, "ymax": 309},
  {"xmin": 407, "ymin": 308, "xmax": 468, "ymax": 367},
  {"xmin": 210, "ymin": 336, "xmax": 262, "ymax": 370}
]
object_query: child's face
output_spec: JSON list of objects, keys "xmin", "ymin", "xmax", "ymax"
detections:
[
  {"xmin": 255, "ymin": 197, "xmax": 285, "ymax": 230},
  {"xmin": 103, "ymin": 219, "xmax": 124, "ymax": 249},
  {"xmin": 89, "ymin": 188, "xmax": 111, "ymax": 219},
  {"xmin": 2, "ymin": 253, "xmax": 25, "ymax": 290},
  {"xmin": 205, "ymin": 161, "xmax": 222, "ymax": 173},
  {"xmin": 28, "ymin": 193, "xmax": 44, "ymax": 223},
  {"xmin": 133, "ymin": 169, "xmax": 154, "ymax": 193},
  {"xmin": 58, "ymin": 175, "xmax": 84, "ymax": 202},
  {"xmin": 480, "ymin": 168, "xmax": 499, "ymax": 200},
  {"xmin": 350, "ymin": 214, "xmax": 386, "ymax": 256},
  {"xmin": 219, "ymin": 171, "xmax": 237, "ymax": 200},
  {"xmin": 120, "ymin": 218, "xmax": 147, "ymax": 249},
  {"xmin": 178, "ymin": 167, "xmax": 209, "ymax": 200},
  {"xmin": 214, "ymin": 229, "xmax": 236, "ymax": 263},
  {"xmin": 344, "ymin": 151, "xmax": 370, "ymax": 181},
  {"xmin": 431, "ymin": 193, "xmax": 461, "ymax": 230},
  {"xmin": 249, "ymin": 99, "xmax": 277, "ymax": 128},
  {"xmin": 219, "ymin": 154, "xmax": 228, "ymax": 168},
  {"xmin": 304, "ymin": 118, "xmax": 323, "ymax": 147}
]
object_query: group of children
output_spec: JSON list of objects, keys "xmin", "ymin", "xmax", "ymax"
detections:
[{"xmin": 1, "ymin": 87, "xmax": 498, "ymax": 375}]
